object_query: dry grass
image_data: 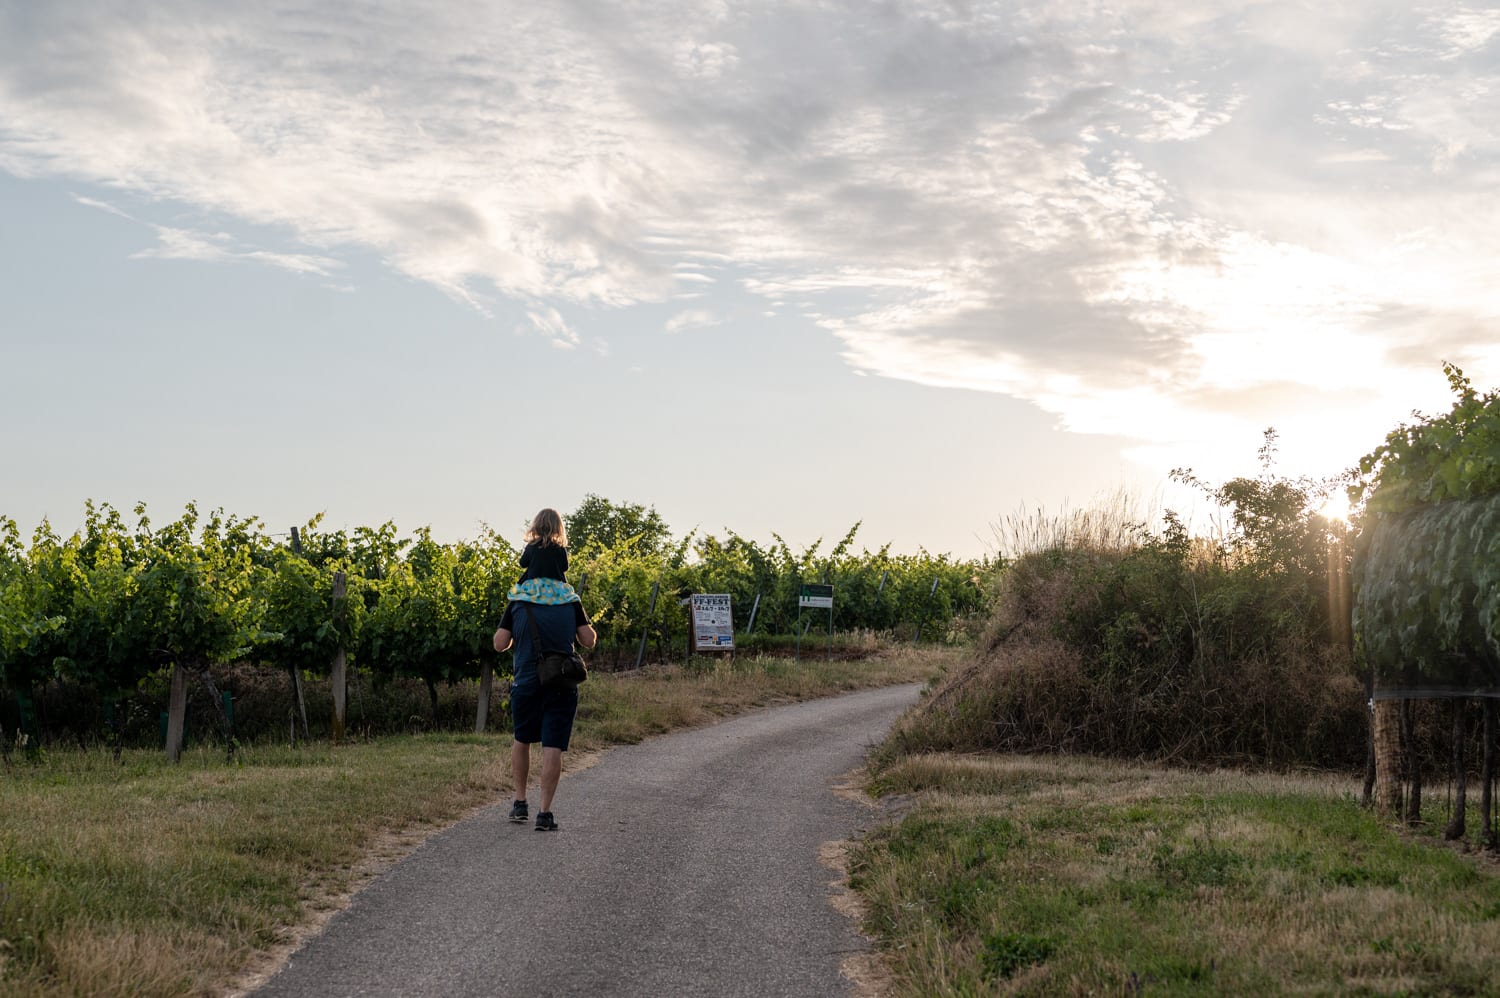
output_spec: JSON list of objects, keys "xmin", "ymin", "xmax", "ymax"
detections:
[
  {"xmin": 852, "ymin": 752, "xmax": 1500, "ymax": 996},
  {"xmin": 988, "ymin": 488, "xmax": 1156, "ymax": 559},
  {"xmin": 577, "ymin": 645, "xmax": 952, "ymax": 747},
  {"xmin": 1, "ymin": 645, "xmax": 957, "ymax": 997}
]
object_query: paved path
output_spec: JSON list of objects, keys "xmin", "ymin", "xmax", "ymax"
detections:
[{"xmin": 253, "ymin": 683, "xmax": 920, "ymax": 998}]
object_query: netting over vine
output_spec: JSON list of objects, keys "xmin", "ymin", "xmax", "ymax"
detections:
[{"xmin": 1353, "ymin": 492, "xmax": 1500, "ymax": 698}]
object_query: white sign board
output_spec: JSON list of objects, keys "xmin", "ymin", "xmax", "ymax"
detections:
[{"xmin": 690, "ymin": 593, "xmax": 735, "ymax": 651}]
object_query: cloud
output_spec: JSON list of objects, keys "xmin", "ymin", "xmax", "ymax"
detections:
[
  {"xmin": 664, "ymin": 308, "xmax": 719, "ymax": 334},
  {"xmin": 525, "ymin": 305, "xmax": 580, "ymax": 349},
  {"xmin": 3, "ymin": 1, "xmax": 1498, "ymax": 480},
  {"xmin": 71, "ymin": 193, "xmax": 133, "ymax": 219},
  {"xmin": 74, "ymin": 193, "xmax": 342, "ymax": 276},
  {"xmin": 128, "ymin": 224, "xmax": 341, "ymax": 276}
]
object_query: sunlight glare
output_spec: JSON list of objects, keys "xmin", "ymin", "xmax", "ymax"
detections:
[{"xmin": 1317, "ymin": 492, "xmax": 1351, "ymax": 523}]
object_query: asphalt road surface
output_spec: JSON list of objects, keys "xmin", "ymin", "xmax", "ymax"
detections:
[{"xmin": 253, "ymin": 683, "xmax": 921, "ymax": 998}]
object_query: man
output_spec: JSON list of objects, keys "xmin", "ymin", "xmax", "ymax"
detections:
[{"xmin": 493, "ymin": 598, "xmax": 597, "ymax": 831}]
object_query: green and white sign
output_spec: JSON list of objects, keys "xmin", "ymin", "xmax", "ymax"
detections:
[{"xmin": 798, "ymin": 584, "xmax": 834, "ymax": 609}]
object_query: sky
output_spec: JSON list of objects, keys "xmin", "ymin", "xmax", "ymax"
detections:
[{"xmin": 2, "ymin": 1, "xmax": 1499, "ymax": 560}]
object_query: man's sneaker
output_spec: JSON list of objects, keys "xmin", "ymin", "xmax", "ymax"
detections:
[
  {"xmin": 508, "ymin": 800, "xmax": 528, "ymax": 824},
  {"xmin": 534, "ymin": 811, "xmax": 558, "ymax": 832}
]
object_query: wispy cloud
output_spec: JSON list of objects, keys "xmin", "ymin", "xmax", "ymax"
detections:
[
  {"xmin": 71, "ymin": 193, "xmax": 133, "ymax": 219},
  {"xmin": 664, "ymin": 309, "xmax": 720, "ymax": 334},
  {"xmin": 4, "ymin": 1, "xmax": 1498, "ymax": 479},
  {"xmin": 525, "ymin": 305, "xmax": 580, "ymax": 349},
  {"xmin": 75, "ymin": 194, "xmax": 341, "ymax": 276},
  {"xmin": 129, "ymin": 224, "xmax": 341, "ymax": 276}
]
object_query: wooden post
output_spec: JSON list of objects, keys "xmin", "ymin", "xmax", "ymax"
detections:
[
  {"xmin": 1482, "ymin": 700, "xmax": 1496, "ymax": 848},
  {"xmin": 165, "ymin": 662, "xmax": 188, "ymax": 762},
  {"xmin": 476, "ymin": 660, "xmax": 493, "ymax": 733},
  {"xmin": 331, "ymin": 571, "xmax": 348, "ymax": 744},
  {"xmin": 1445, "ymin": 699, "xmax": 1468, "ymax": 840},
  {"xmin": 915, "ymin": 577, "xmax": 939, "ymax": 643},
  {"xmin": 635, "ymin": 580, "xmax": 659, "ymax": 670},
  {"xmin": 1402, "ymin": 698, "xmax": 1423, "ymax": 826},
  {"xmin": 1373, "ymin": 697, "xmax": 1403, "ymax": 816},
  {"xmin": 288, "ymin": 666, "xmax": 310, "ymax": 744}
]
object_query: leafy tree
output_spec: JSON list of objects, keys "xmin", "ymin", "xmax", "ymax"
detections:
[
  {"xmin": 1173, "ymin": 428, "xmax": 1335, "ymax": 580},
  {"xmin": 566, "ymin": 494, "xmax": 672, "ymax": 556},
  {"xmin": 1353, "ymin": 362, "xmax": 1500, "ymax": 512}
]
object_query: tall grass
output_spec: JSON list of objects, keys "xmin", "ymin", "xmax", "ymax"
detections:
[
  {"xmin": 892, "ymin": 493, "xmax": 1365, "ymax": 767},
  {"xmin": 988, "ymin": 488, "xmax": 1157, "ymax": 560}
]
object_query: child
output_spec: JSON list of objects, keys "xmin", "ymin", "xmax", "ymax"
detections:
[{"xmin": 509, "ymin": 507, "xmax": 580, "ymax": 605}]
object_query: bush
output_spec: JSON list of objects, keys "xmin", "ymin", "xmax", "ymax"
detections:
[{"xmin": 886, "ymin": 465, "xmax": 1365, "ymax": 769}]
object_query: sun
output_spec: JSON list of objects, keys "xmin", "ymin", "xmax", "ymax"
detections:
[{"xmin": 1316, "ymin": 491, "xmax": 1352, "ymax": 524}]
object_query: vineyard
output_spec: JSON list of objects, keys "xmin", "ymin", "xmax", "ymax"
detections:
[
  {"xmin": 1351, "ymin": 363, "xmax": 1500, "ymax": 832},
  {"xmin": 0, "ymin": 494, "xmax": 993, "ymax": 752}
]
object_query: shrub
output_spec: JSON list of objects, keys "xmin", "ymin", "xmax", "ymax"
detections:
[{"xmin": 887, "ymin": 464, "xmax": 1365, "ymax": 769}]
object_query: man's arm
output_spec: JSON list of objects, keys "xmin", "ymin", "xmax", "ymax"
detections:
[
  {"xmin": 575, "ymin": 624, "xmax": 598, "ymax": 650},
  {"xmin": 493, "ymin": 627, "xmax": 513, "ymax": 653}
]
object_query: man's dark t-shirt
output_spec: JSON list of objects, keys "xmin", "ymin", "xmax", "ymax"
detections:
[
  {"xmin": 500, "ymin": 600, "xmax": 590, "ymax": 689},
  {"xmin": 519, "ymin": 542, "xmax": 569, "ymax": 582}
]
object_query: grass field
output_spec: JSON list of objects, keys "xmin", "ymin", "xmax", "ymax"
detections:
[
  {"xmin": 850, "ymin": 753, "xmax": 1500, "ymax": 996},
  {"xmin": 0, "ymin": 646, "xmax": 954, "ymax": 997}
]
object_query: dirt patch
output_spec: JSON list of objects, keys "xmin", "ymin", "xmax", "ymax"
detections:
[
  {"xmin": 822, "ymin": 768, "xmax": 897, "ymax": 998},
  {"xmin": 819, "ymin": 838, "xmax": 893, "ymax": 998}
]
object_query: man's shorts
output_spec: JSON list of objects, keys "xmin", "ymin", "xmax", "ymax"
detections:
[{"xmin": 510, "ymin": 683, "xmax": 579, "ymax": 750}]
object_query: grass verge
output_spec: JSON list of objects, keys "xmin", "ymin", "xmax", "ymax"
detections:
[
  {"xmin": 850, "ymin": 753, "xmax": 1500, "ymax": 996},
  {"xmin": 0, "ymin": 645, "xmax": 955, "ymax": 997}
]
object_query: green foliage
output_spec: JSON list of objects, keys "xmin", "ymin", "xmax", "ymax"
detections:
[
  {"xmin": 1352, "ymin": 493, "xmax": 1500, "ymax": 691},
  {"xmin": 257, "ymin": 549, "xmax": 367, "ymax": 676},
  {"xmin": 1354, "ymin": 363, "xmax": 1500, "ymax": 513},
  {"xmin": 0, "ymin": 519, "xmax": 71, "ymax": 690},
  {"xmin": 1346, "ymin": 364, "xmax": 1500, "ymax": 692},
  {"xmin": 1, "ymin": 496, "xmax": 990, "ymax": 739},
  {"xmin": 130, "ymin": 503, "xmax": 263, "ymax": 668}
]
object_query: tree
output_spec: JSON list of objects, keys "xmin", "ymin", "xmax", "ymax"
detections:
[{"xmin": 565, "ymin": 494, "xmax": 672, "ymax": 556}]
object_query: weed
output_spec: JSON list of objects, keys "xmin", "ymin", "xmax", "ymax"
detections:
[{"xmin": 980, "ymin": 930, "xmax": 1054, "ymax": 980}]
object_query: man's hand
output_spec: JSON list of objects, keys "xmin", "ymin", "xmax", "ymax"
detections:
[{"xmin": 575, "ymin": 624, "xmax": 598, "ymax": 650}]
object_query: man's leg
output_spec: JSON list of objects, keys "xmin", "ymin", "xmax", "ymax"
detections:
[
  {"xmin": 538, "ymin": 747, "xmax": 563, "ymax": 812},
  {"xmin": 511, "ymin": 739, "xmax": 531, "ymax": 801}
]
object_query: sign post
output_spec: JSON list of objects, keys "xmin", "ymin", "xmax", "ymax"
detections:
[{"xmin": 798, "ymin": 584, "xmax": 834, "ymax": 660}]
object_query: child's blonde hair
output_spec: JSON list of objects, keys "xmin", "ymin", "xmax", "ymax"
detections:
[{"xmin": 526, "ymin": 508, "xmax": 567, "ymax": 548}]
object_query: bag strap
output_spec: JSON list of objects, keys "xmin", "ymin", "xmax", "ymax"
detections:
[{"xmin": 521, "ymin": 602, "xmax": 558, "ymax": 657}]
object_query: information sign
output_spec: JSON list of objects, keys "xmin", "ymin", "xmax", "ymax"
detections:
[
  {"xmin": 690, "ymin": 593, "xmax": 735, "ymax": 651},
  {"xmin": 799, "ymin": 584, "xmax": 834, "ymax": 609}
]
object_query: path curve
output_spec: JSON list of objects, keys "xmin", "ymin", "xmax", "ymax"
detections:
[{"xmin": 252, "ymin": 683, "xmax": 920, "ymax": 998}]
